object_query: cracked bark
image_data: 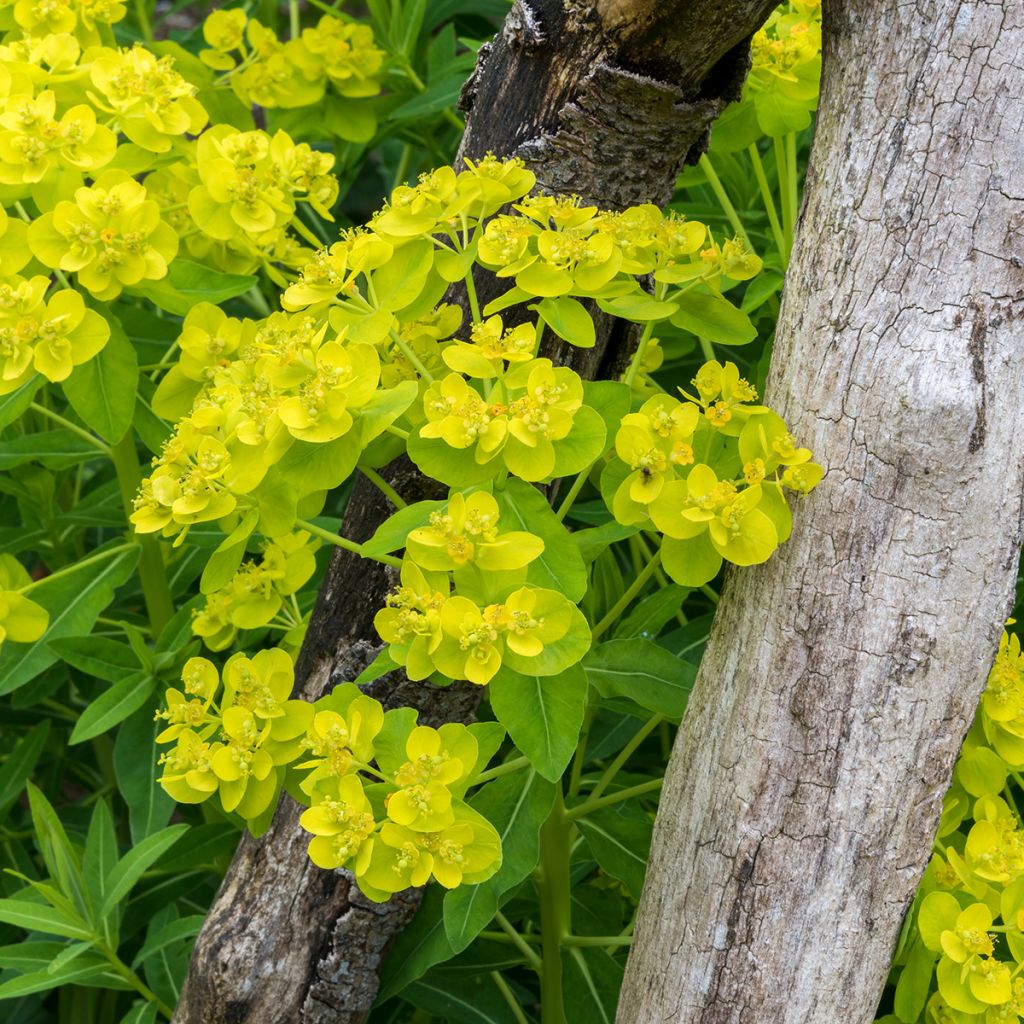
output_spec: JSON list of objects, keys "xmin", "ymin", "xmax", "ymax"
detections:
[
  {"xmin": 617, "ymin": 2, "xmax": 1024, "ymax": 1022},
  {"xmin": 171, "ymin": 2, "xmax": 780, "ymax": 1022}
]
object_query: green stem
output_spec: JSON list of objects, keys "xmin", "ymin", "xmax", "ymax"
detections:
[
  {"xmin": 132, "ymin": 0, "xmax": 154, "ymax": 42},
  {"xmin": 566, "ymin": 778, "xmax": 663, "ymax": 821},
  {"xmin": 555, "ymin": 465, "xmax": 591, "ymax": 521},
  {"xmin": 747, "ymin": 144, "xmax": 787, "ymax": 262},
  {"xmin": 563, "ymin": 935, "xmax": 633, "ymax": 948},
  {"xmin": 774, "ymin": 134, "xmax": 794, "ymax": 255},
  {"xmin": 491, "ymin": 971, "xmax": 530, "ymax": 1024},
  {"xmin": 623, "ymin": 320, "xmax": 657, "ymax": 389},
  {"xmin": 700, "ymin": 583, "xmax": 720, "ymax": 605},
  {"xmin": 109, "ymin": 435, "xmax": 175, "ymax": 635},
  {"xmin": 568, "ymin": 697, "xmax": 597, "ymax": 797},
  {"xmin": 588, "ymin": 714, "xmax": 663, "ymax": 803},
  {"xmin": 474, "ymin": 755, "xmax": 530, "ymax": 785},
  {"xmin": 295, "ymin": 518, "xmax": 402, "ymax": 568},
  {"xmin": 245, "ymin": 285, "xmax": 272, "ymax": 317},
  {"xmin": 537, "ymin": 790, "xmax": 570, "ymax": 1024},
  {"xmin": 19, "ymin": 543, "xmax": 135, "ymax": 592},
  {"xmin": 360, "ymin": 466, "xmax": 407, "ymax": 509},
  {"xmin": 29, "ymin": 404, "xmax": 110, "ymax": 454},
  {"xmin": 591, "ymin": 551, "xmax": 662, "ymax": 641},
  {"xmin": 494, "ymin": 910, "xmax": 542, "ymax": 971},
  {"xmin": 699, "ymin": 154, "xmax": 750, "ymax": 246},
  {"xmin": 786, "ymin": 131, "xmax": 799, "ymax": 244},
  {"xmin": 699, "ymin": 336, "xmax": 717, "ymax": 364},
  {"xmin": 464, "ymin": 271, "xmax": 482, "ymax": 323},
  {"xmin": 289, "ymin": 0, "xmax": 300, "ymax": 37},
  {"xmin": 103, "ymin": 949, "xmax": 172, "ymax": 1019},
  {"xmin": 390, "ymin": 331, "xmax": 434, "ymax": 383}
]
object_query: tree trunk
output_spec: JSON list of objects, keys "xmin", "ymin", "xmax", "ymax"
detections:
[
  {"xmin": 172, "ymin": 2, "xmax": 779, "ymax": 1022},
  {"xmin": 617, "ymin": 2, "xmax": 1024, "ymax": 1022}
]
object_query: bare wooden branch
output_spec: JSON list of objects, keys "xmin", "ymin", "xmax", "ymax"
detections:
[
  {"xmin": 617, "ymin": 1, "xmax": 1024, "ymax": 1020},
  {"xmin": 173, "ymin": 2, "xmax": 780, "ymax": 1021}
]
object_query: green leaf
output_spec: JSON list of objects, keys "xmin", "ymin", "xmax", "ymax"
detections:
[
  {"xmin": 563, "ymin": 947, "xmax": 623, "ymax": 1024},
  {"xmin": 443, "ymin": 768, "xmax": 555, "ymax": 953},
  {"xmin": 0, "ymin": 898, "xmax": 93, "ymax": 940},
  {"xmin": 0, "ymin": 722, "xmax": 49, "ymax": 819},
  {"xmin": 83, "ymin": 800, "xmax": 118, "ymax": 922},
  {"xmin": 582, "ymin": 380, "xmax": 630, "ymax": 440},
  {"xmin": 488, "ymin": 664, "xmax": 588, "ymax": 782},
  {"xmin": 0, "ymin": 940, "xmax": 67, "ymax": 972},
  {"xmin": 134, "ymin": 259, "xmax": 256, "ymax": 316},
  {"xmin": 352, "ymin": 647, "xmax": 399, "ymax": 686},
  {"xmin": 407, "ymin": 432, "xmax": 499, "ymax": 489},
  {"xmin": 550, "ymin": 405, "xmax": 608, "ymax": 479},
  {"xmin": 26, "ymin": 783, "xmax": 89, "ymax": 920},
  {"xmin": 119, "ymin": 1003, "xmax": 159, "ymax": 1024},
  {"xmin": 47, "ymin": 635, "xmax": 141, "ymax": 683},
  {"xmin": 0, "ymin": 961, "xmax": 114, "ymax": 999},
  {"xmin": 70, "ymin": 673, "xmax": 156, "ymax": 745},
  {"xmin": 323, "ymin": 95, "xmax": 377, "ymax": 143},
  {"xmin": 596, "ymin": 292, "xmax": 679, "ymax": 322},
  {"xmin": 0, "ymin": 430, "xmax": 100, "ymax": 471},
  {"xmin": 0, "ymin": 374, "xmax": 41, "ymax": 430},
  {"xmin": 536, "ymin": 296, "xmax": 596, "ymax": 347},
  {"xmin": 495, "ymin": 479, "xmax": 588, "ymax": 602},
  {"xmin": 363, "ymin": 500, "xmax": 447, "ymax": 558},
  {"xmin": 100, "ymin": 824, "xmax": 189, "ymax": 919},
  {"xmin": 893, "ymin": 938, "xmax": 937, "ymax": 1023},
  {"xmin": 155, "ymin": 823, "xmax": 239, "ymax": 873},
  {"xmin": 131, "ymin": 915, "xmax": 205, "ymax": 969},
  {"xmin": 369, "ymin": 237, "xmax": 434, "ymax": 312},
  {"xmin": 576, "ymin": 804, "xmax": 651, "ymax": 899},
  {"xmin": 669, "ymin": 289, "xmax": 757, "ymax": 346},
  {"xmin": 571, "ymin": 521, "xmax": 638, "ymax": 564},
  {"xmin": 404, "ymin": 975, "xmax": 520, "ymax": 1024},
  {"xmin": 62, "ymin": 313, "xmax": 138, "ymax": 443},
  {"xmin": 584, "ymin": 639, "xmax": 695, "ymax": 721},
  {"xmin": 114, "ymin": 707, "xmax": 175, "ymax": 843},
  {"xmin": 612, "ymin": 586, "xmax": 686, "ymax": 640},
  {"xmin": 387, "ymin": 72, "xmax": 464, "ymax": 120},
  {"xmin": 376, "ymin": 885, "xmax": 455, "ymax": 1002},
  {"xmin": 200, "ymin": 509, "xmax": 258, "ymax": 594},
  {"xmin": 741, "ymin": 270, "xmax": 784, "ymax": 313},
  {"xmin": 0, "ymin": 544, "xmax": 139, "ymax": 695}
]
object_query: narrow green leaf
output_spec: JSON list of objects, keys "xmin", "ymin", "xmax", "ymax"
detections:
[
  {"xmin": 69, "ymin": 673, "xmax": 156, "ymax": 745},
  {"xmin": 376, "ymin": 885, "xmax": 455, "ymax": 1003},
  {"xmin": 100, "ymin": 825, "xmax": 189, "ymax": 919},
  {"xmin": 83, "ymin": 800, "xmax": 118, "ymax": 921},
  {"xmin": 0, "ymin": 373, "xmax": 41, "ymax": 429},
  {"xmin": 133, "ymin": 259, "xmax": 256, "ymax": 316},
  {"xmin": 131, "ymin": 915, "xmax": 205, "ymax": 969},
  {"xmin": 563, "ymin": 947, "xmax": 623, "ymax": 1024},
  {"xmin": 0, "ymin": 722, "xmax": 49, "ymax": 819},
  {"xmin": 612, "ymin": 586, "xmax": 686, "ymax": 640},
  {"xmin": 669, "ymin": 289, "xmax": 757, "ymax": 345},
  {"xmin": 47, "ymin": 636, "xmax": 141, "ymax": 683},
  {"xmin": 0, "ymin": 962, "xmax": 112, "ymax": 1000},
  {"xmin": 584, "ymin": 639, "xmax": 696, "ymax": 721},
  {"xmin": 576, "ymin": 805, "xmax": 651, "ymax": 899},
  {"xmin": 0, "ymin": 430, "xmax": 100, "ymax": 470},
  {"xmin": 26, "ymin": 784, "xmax": 89, "ymax": 921},
  {"xmin": 0, "ymin": 898, "xmax": 93, "ymax": 940},
  {"xmin": 113, "ymin": 707, "xmax": 175, "ymax": 844}
]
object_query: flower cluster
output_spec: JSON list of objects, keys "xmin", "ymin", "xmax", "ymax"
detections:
[
  {"xmin": 605, "ymin": 359, "xmax": 821, "ymax": 586},
  {"xmin": 375, "ymin": 491, "xmax": 589, "ymax": 686},
  {"xmin": 155, "ymin": 651, "xmax": 502, "ymax": 900},
  {"xmin": 884, "ymin": 626, "xmax": 1024, "ymax": 1022},
  {"xmin": 192, "ymin": 530, "xmax": 319, "ymax": 652},
  {"xmin": 0, "ymin": 553, "xmax": 47, "ymax": 652},
  {"xmin": 200, "ymin": 11, "xmax": 385, "ymax": 112}
]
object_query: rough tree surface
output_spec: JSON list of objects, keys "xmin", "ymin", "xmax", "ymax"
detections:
[
  {"xmin": 172, "ymin": 2, "xmax": 777, "ymax": 1022},
  {"xmin": 617, "ymin": 1, "xmax": 1024, "ymax": 1022}
]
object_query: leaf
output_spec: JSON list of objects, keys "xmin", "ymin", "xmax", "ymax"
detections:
[
  {"xmin": 352, "ymin": 647, "xmax": 399, "ymax": 686},
  {"xmin": 576, "ymin": 804, "xmax": 651, "ymax": 899},
  {"xmin": 0, "ymin": 722, "xmax": 49, "ymax": 819},
  {"xmin": 199, "ymin": 509, "xmax": 258, "ymax": 594},
  {"xmin": 406, "ymin": 432, "xmax": 498, "ymax": 489},
  {"xmin": 596, "ymin": 293, "xmax": 679, "ymax": 322},
  {"xmin": 563, "ymin": 947, "xmax": 623, "ymax": 1024},
  {"xmin": 488, "ymin": 664, "xmax": 588, "ymax": 782},
  {"xmin": 571, "ymin": 521, "xmax": 638, "ymax": 564},
  {"xmin": 404, "ymin": 974, "xmax": 520, "ymax": 1024},
  {"xmin": 583, "ymin": 639, "xmax": 696, "ymax": 721},
  {"xmin": 549, "ymin": 405, "xmax": 608, "ymax": 479},
  {"xmin": 0, "ymin": 961, "xmax": 114, "ymax": 999},
  {"xmin": 83, "ymin": 800, "xmax": 118, "ymax": 922},
  {"xmin": 582, "ymin": 380, "xmax": 630, "ymax": 440},
  {"xmin": 155, "ymin": 823, "xmax": 239, "ymax": 873},
  {"xmin": 131, "ymin": 915, "xmax": 205, "ymax": 969},
  {"xmin": 387, "ymin": 72, "xmax": 464, "ymax": 120},
  {"xmin": 135, "ymin": 259, "xmax": 256, "ymax": 316},
  {"xmin": 612, "ymin": 586, "xmax": 686, "ymax": 640},
  {"xmin": 70, "ymin": 673, "xmax": 156, "ymax": 745},
  {"xmin": 893, "ymin": 938, "xmax": 937, "ymax": 1023},
  {"xmin": 114, "ymin": 707, "xmax": 175, "ymax": 844},
  {"xmin": 362, "ymin": 500, "xmax": 446, "ymax": 558},
  {"xmin": 0, "ymin": 544, "xmax": 139, "ymax": 695},
  {"xmin": 47, "ymin": 635, "xmax": 141, "ymax": 683},
  {"xmin": 100, "ymin": 824, "xmax": 189, "ymax": 919},
  {"xmin": 0, "ymin": 429, "xmax": 99, "ymax": 470},
  {"xmin": 376, "ymin": 885, "xmax": 455, "ymax": 1003},
  {"xmin": 443, "ymin": 768, "xmax": 555, "ymax": 953},
  {"xmin": 0, "ymin": 940, "xmax": 67, "ymax": 972},
  {"xmin": 26, "ymin": 783, "xmax": 89, "ymax": 919},
  {"xmin": 0, "ymin": 898, "xmax": 93, "ymax": 940},
  {"xmin": 119, "ymin": 1003, "xmax": 159, "ymax": 1024},
  {"xmin": 62, "ymin": 313, "xmax": 138, "ymax": 443},
  {"xmin": 0, "ymin": 374, "xmax": 41, "ymax": 430},
  {"xmin": 536, "ymin": 296, "xmax": 596, "ymax": 347},
  {"xmin": 495, "ymin": 479, "xmax": 588, "ymax": 602},
  {"xmin": 669, "ymin": 290, "xmax": 757, "ymax": 346}
]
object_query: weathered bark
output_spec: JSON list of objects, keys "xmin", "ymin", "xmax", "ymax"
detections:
[
  {"xmin": 173, "ymin": 2, "xmax": 780, "ymax": 1022},
  {"xmin": 617, "ymin": 2, "xmax": 1024, "ymax": 1022}
]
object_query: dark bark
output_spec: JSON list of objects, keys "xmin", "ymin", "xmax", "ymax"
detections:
[{"xmin": 173, "ymin": 2, "xmax": 778, "ymax": 1021}]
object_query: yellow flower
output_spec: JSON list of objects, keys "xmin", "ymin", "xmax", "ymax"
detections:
[
  {"xmin": 0, "ymin": 553, "xmax": 47, "ymax": 651},
  {"xmin": 301, "ymin": 773, "xmax": 377, "ymax": 870}
]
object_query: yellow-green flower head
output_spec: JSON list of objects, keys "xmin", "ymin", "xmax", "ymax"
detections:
[
  {"xmin": 0, "ymin": 90, "xmax": 116, "ymax": 187},
  {"xmin": 11, "ymin": 0, "xmax": 124, "ymax": 42},
  {"xmin": 0, "ymin": 553, "xmax": 47, "ymax": 651},
  {"xmin": 229, "ymin": 20, "xmax": 324, "ymax": 110},
  {"xmin": 0, "ymin": 275, "xmax": 107, "ymax": 390},
  {"xmin": 981, "ymin": 631, "xmax": 1024, "ymax": 756},
  {"xmin": 0, "ymin": 30, "xmax": 80, "ymax": 76},
  {"xmin": 210, "ymin": 705, "xmax": 279, "ymax": 817},
  {"xmin": 28, "ymin": 170, "xmax": 178, "ymax": 300},
  {"xmin": 457, "ymin": 154, "xmax": 536, "ymax": 217},
  {"xmin": 297, "ymin": 688, "xmax": 383, "ymax": 794},
  {"xmin": 283, "ymin": 230, "xmax": 393, "ymax": 309},
  {"xmin": 0, "ymin": 205, "xmax": 31, "ymax": 277},
  {"xmin": 221, "ymin": 647, "xmax": 294, "ymax": 720},
  {"xmin": 272, "ymin": 137, "xmax": 337, "ymax": 219},
  {"xmin": 191, "ymin": 590, "xmax": 236, "ymax": 652},
  {"xmin": 374, "ymin": 561, "xmax": 448, "ymax": 681},
  {"xmin": 373, "ymin": 166, "xmax": 463, "ymax": 239},
  {"xmin": 612, "ymin": 395, "xmax": 699, "ymax": 520},
  {"xmin": 593, "ymin": 203, "xmax": 663, "ymax": 275},
  {"xmin": 358, "ymin": 808, "xmax": 501, "ymax": 898},
  {"xmin": 301, "ymin": 15, "xmax": 385, "ymax": 98},
  {"xmin": 201, "ymin": 8, "xmax": 247, "ymax": 59},
  {"xmin": 155, "ymin": 657, "xmax": 220, "ymax": 744},
  {"xmin": 277, "ymin": 339, "xmax": 381, "ymax": 443},
  {"xmin": 158, "ymin": 729, "xmax": 221, "ymax": 804},
  {"xmin": 90, "ymin": 45, "xmax": 208, "ymax": 152},
  {"xmin": 406, "ymin": 491, "xmax": 544, "ymax": 572},
  {"xmin": 301, "ymin": 773, "xmax": 377, "ymax": 871},
  {"xmin": 476, "ymin": 212, "xmax": 537, "ymax": 270},
  {"xmin": 442, "ymin": 315, "xmax": 536, "ymax": 378}
]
